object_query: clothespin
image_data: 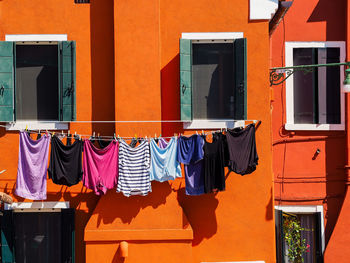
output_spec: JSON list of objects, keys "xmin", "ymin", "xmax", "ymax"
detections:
[
  {"xmin": 25, "ymin": 125, "xmax": 28, "ymax": 131},
  {"xmin": 155, "ymin": 133, "xmax": 157, "ymax": 138},
  {"xmin": 113, "ymin": 133, "xmax": 116, "ymax": 140},
  {"xmin": 196, "ymin": 131, "xmax": 198, "ymax": 135},
  {"xmin": 93, "ymin": 132, "xmax": 96, "ymax": 138},
  {"xmin": 68, "ymin": 130, "xmax": 70, "ymax": 137},
  {"xmin": 97, "ymin": 133, "xmax": 100, "ymax": 137},
  {"xmin": 135, "ymin": 134, "xmax": 137, "ymax": 139},
  {"xmin": 201, "ymin": 130, "xmax": 204, "ymax": 135},
  {"xmin": 253, "ymin": 120, "xmax": 257, "ymax": 124},
  {"xmin": 159, "ymin": 134, "xmax": 162, "ymax": 138}
]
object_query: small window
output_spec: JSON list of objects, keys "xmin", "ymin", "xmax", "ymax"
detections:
[
  {"xmin": 285, "ymin": 42, "xmax": 345, "ymax": 131},
  {"xmin": 275, "ymin": 207, "xmax": 324, "ymax": 263},
  {"xmin": 1, "ymin": 208, "xmax": 75, "ymax": 263},
  {"xmin": 179, "ymin": 33, "xmax": 247, "ymax": 125},
  {"xmin": 0, "ymin": 41, "xmax": 76, "ymax": 123}
]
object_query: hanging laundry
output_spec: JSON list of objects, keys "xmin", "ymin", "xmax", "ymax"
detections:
[
  {"xmin": 177, "ymin": 134, "xmax": 205, "ymax": 196},
  {"xmin": 158, "ymin": 137, "xmax": 169, "ymax": 149},
  {"xmin": 149, "ymin": 137, "xmax": 182, "ymax": 182},
  {"xmin": 226, "ymin": 123, "xmax": 259, "ymax": 175},
  {"xmin": 15, "ymin": 131, "xmax": 50, "ymax": 200},
  {"xmin": 48, "ymin": 135, "xmax": 83, "ymax": 186},
  {"xmin": 203, "ymin": 134, "xmax": 226, "ymax": 193},
  {"xmin": 213, "ymin": 132, "xmax": 230, "ymax": 166},
  {"xmin": 117, "ymin": 139, "xmax": 151, "ymax": 197},
  {"xmin": 83, "ymin": 140, "xmax": 119, "ymax": 195}
]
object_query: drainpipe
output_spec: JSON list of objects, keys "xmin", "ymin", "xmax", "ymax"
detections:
[{"xmin": 269, "ymin": 0, "xmax": 293, "ymax": 36}]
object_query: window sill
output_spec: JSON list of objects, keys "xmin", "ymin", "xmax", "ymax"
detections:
[
  {"xmin": 6, "ymin": 121, "xmax": 68, "ymax": 131},
  {"xmin": 183, "ymin": 120, "xmax": 247, "ymax": 129},
  {"xmin": 285, "ymin": 123, "xmax": 345, "ymax": 131}
]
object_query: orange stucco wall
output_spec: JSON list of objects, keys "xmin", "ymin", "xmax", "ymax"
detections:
[
  {"xmin": 270, "ymin": 0, "xmax": 347, "ymax": 259},
  {"xmin": 0, "ymin": 0, "xmax": 275, "ymax": 262}
]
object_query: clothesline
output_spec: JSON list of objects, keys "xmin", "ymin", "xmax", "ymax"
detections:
[
  {"xmin": 8, "ymin": 119, "xmax": 260, "ymax": 123},
  {"xmin": 0, "ymin": 120, "xmax": 261, "ymax": 141}
]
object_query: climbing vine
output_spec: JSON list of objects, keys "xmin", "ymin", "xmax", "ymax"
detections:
[{"xmin": 283, "ymin": 215, "xmax": 308, "ymax": 263}]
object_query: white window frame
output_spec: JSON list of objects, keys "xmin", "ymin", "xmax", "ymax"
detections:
[
  {"xmin": 4, "ymin": 201, "xmax": 69, "ymax": 210},
  {"xmin": 181, "ymin": 32, "xmax": 244, "ymax": 129},
  {"xmin": 285, "ymin": 41, "xmax": 346, "ymax": 131},
  {"xmin": 4, "ymin": 34, "xmax": 69, "ymax": 131},
  {"xmin": 274, "ymin": 205, "xmax": 325, "ymax": 254}
]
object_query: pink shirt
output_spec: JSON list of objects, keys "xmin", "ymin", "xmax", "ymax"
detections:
[{"xmin": 83, "ymin": 140, "xmax": 119, "ymax": 195}]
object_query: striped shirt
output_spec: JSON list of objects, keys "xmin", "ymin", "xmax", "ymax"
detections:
[{"xmin": 117, "ymin": 139, "xmax": 152, "ymax": 197}]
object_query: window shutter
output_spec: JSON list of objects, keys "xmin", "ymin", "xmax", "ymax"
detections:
[
  {"xmin": 275, "ymin": 209, "xmax": 284, "ymax": 263},
  {"xmin": 180, "ymin": 39, "xmax": 192, "ymax": 121},
  {"xmin": 234, "ymin": 38, "xmax": 247, "ymax": 120},
  {"xmin": 1, "ymin": 210, "xmax": 15, "ymax": 263},
  {"xmin": 0, "ymin": 42, "xmax": 14, "ymax": 122},
  {"xmin": 59, "ymin": 41, "xmax": 76, "ymax": 122},
  {"xmin": 61, "ymin": 208, "xmax": 75, "ymax": 263},
  {"xmin": 315, "ymin": 212, "xmax": 324, "ymax": 263}
]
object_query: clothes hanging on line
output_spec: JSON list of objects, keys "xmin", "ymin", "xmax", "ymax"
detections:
[
  {"xmin": 15, "ymin": 132, "xmax": 51, "ymax": 200},
  {"xmin": 203, "ymin": 134, "xmax": 226, "ymax": 193},
  {"xmin": 177, "ymin": 134, "xmax": 205, "ymax": 196},
  {"xmin": 149, "ymin": 137, "xmax": 182, "ymax": 182},
  {"xmin": 48, "ymin": 135, "xmax": 83, "ymax": 186},
  {"xmin": 117, "ymin": 139, "xmax": 151, "ymax": 197},
  {"xmin": 83, "ymin": 140, "xmax": 119, "ymax": 195},
  {"xmin": 226, "ymin": 124, "xmax": 259, "ymax": 175}
]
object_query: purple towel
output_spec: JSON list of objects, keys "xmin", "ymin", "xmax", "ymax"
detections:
[{"xmin": 15, "ymin": 131, "xmax": 51, "ymax": 200}]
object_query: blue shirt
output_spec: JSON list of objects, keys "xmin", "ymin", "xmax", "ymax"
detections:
[
  {"xmin": 177, "ymin": 135, "xmax": 205, "ymax": 195},
  {"xmin": 149, "ymin": 137, "xmax": 182, "ymax": 182}
]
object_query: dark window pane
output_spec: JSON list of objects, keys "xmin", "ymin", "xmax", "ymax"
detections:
[
  {"xmin": 293, "ymin": 48, "xmax": 317, "ymax": 124},
  {"xmin": 16, "ymin": 45, "xmax": 58, "ymax": 120},
  {"xmin": 326, "ymin": 48, "xmax": 340, "ymax": 124},
  {"xmin": 298, "ymin": 214, "xmax": 317, "ymax": 263},
  {"xmin": 13, "ymin": 212, "xmax": 62, "ymax": 263},
  {"xmin": 192, "ymin": 43, "xmax": 234, "ymax": 119}
]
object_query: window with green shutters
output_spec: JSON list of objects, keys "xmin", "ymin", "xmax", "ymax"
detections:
[
  {"xmin": 179, "ymin": 37, "xmax": 247, "ymax": 121},
  {"xmin": 0, "ymin": 41, "xmax": 76, "ymax": 123},
  {"xmin": 1, "ymin": 208, "xmax": 75, "ymax": 263}
]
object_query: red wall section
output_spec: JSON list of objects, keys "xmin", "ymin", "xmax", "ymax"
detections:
[{"xmin": 270, "ymin": 0, "xmax": 347, "ymax": 256}]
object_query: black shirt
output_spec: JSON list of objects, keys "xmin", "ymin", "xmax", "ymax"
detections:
[
  {"xmin": 203, "ymin": 135, "xmax": 226, "ymax": 193},
  {"xmin": 48, "ymin": 135, "xmax": 83, "ymax": 186},
  {"xmin": 226, "ymin": 124, "xmax": 259, "ymax": 175}
]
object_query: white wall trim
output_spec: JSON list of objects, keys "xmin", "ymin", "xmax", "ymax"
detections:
[
  {"xmin": 5, "ymin": 201, "xmax": 70, "ymax": 210},
  {"xmin": 250, "ymin": 0, "xmax": 279, "ymax": 20},
  {"xmin": 201, "ymin": 261, "xmax": 265, "ymax": 263},
  {"xmin": 5, "ymin": 34, "xmax": 67, "ymax": 42},
  {"xmin": 274, "ymin": 205, "xmax": 325, "ymax": 253},
  {"xmin": 285, "ymin": 41, "xmax": 346, "ymax": 131},
  {"xmin": 6, "ymin": 121, "xmax": 68, "ymax": 131},
  {"xmin": 181, "ymin": 32, "xmax": 243, "ymax": 40}
]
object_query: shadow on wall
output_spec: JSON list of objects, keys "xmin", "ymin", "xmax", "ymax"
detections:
[
  {"xmin": 94, "ymin": 181, "xmax": 173, "ymax": 227},
  {"xmin": 160, "ymin": 54, "xmax": 184, "ymax": 136},
  {"xmin": 307, "ymin": 0, "xmax": 346, "ymax": 41},
  {"xmin": 90, "ymin": 0, "xmax": 115, "ymax": 136}
]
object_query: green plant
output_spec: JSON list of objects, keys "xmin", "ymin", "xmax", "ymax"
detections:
[{"xmin": 283, "ymin": 215, "xmax": 308, "ymax": 263}]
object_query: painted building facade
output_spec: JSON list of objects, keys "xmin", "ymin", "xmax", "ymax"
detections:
[
  {"xmin": 270, "ymin": 0, "xmax": 350, "ymax": 262},
  {"xmin": 0, "ymin": 0, "xmax": 278, "ymax": 262}
]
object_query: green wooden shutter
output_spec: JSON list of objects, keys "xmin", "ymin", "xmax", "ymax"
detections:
[
  {"xmin": 1, "ymin": 210, "xmax": 14, "ymax": 263},
  {"xmin": 234, "ymin": 38, "xmax": 247, "ymax": 120},
  {"xmin": 0, "ymin": 42, "xmax": 14, "ymax": 122},
  {"xmin": 180, "ymin": 39, "xmax": 192, "ymax": 120},
  {"xmin": 59, "ymin": 41, "xmax": 76, "ymax": 121},
  {"xmin": 61, "ymin": 208, "xmax": 75, "ymax": 263}
]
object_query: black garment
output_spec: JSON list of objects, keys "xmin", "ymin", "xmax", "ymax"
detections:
[
  {"xmin": 48, "ymin": 135, "xmax": 83, "ymax": 186},
  {"xmin": 203, "ymin": 135, "xmax": 226, "ymax": 193},
  {"xmin": 213, "ymin": 132, "xmax": 229, "ymax": 167},
  {"xmin": 226, "ymin": 124, "xmax": 259, "ymax": 175}
]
